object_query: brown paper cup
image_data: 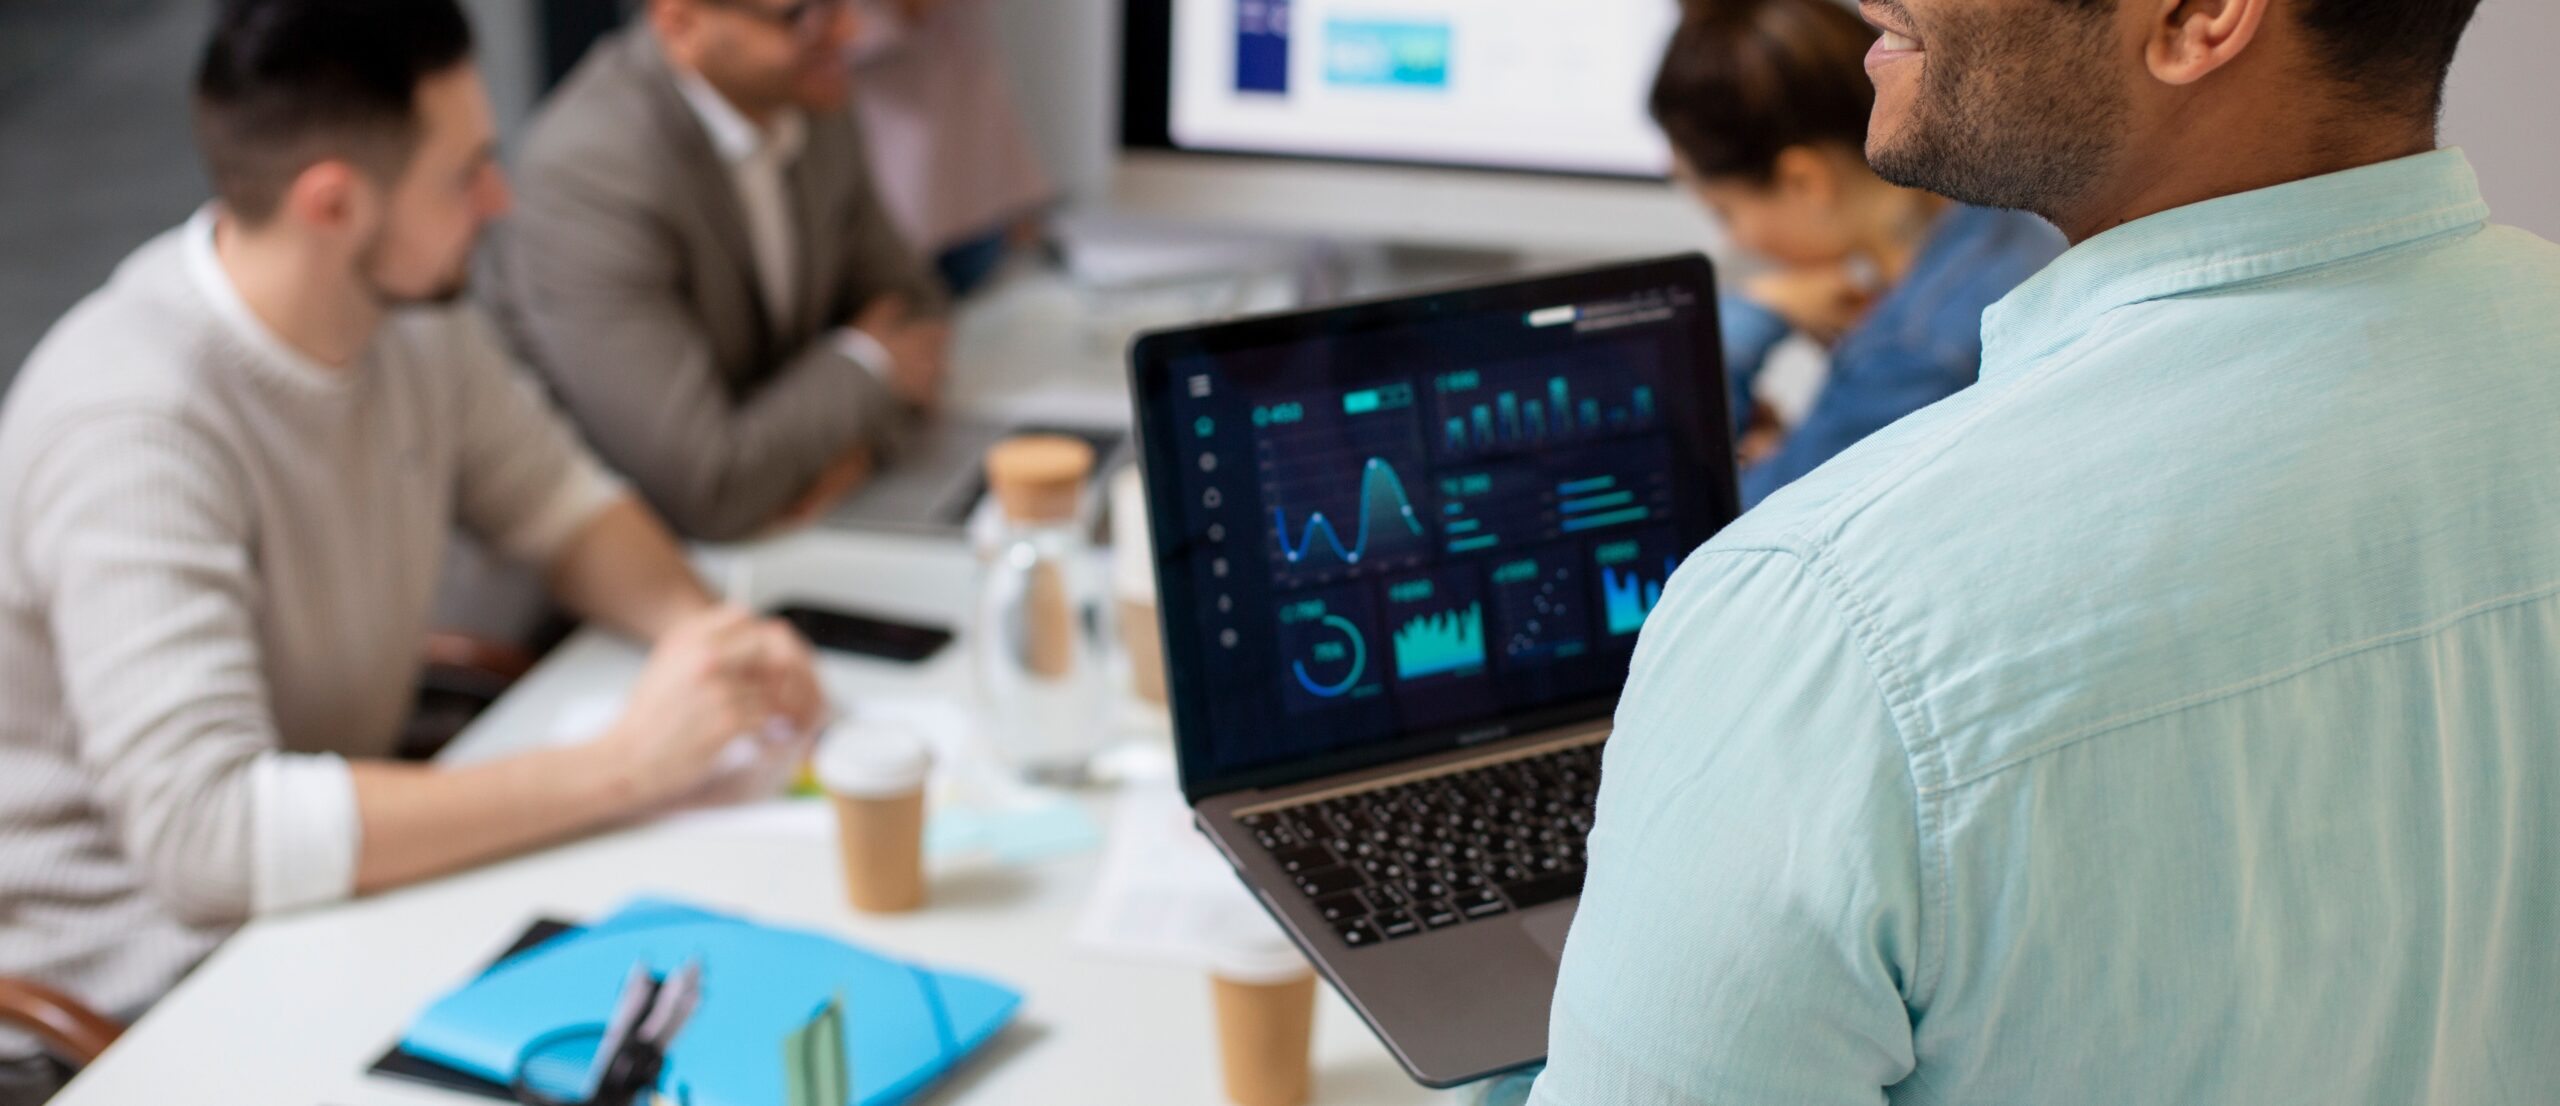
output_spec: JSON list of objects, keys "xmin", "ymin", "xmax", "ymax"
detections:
[
  {"xmin": 1210, "ymin": 970, "xmax": 1316, "ymax": 1106},
  {"xmin": 1118, "ymin": 595, "xmax": 1167, "ymax": 705},
  {"xmin": 830, "ymin": 786, "xmax": 926, "ymax": 913}
]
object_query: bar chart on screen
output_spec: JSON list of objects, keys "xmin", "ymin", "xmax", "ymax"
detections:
[
  {"xmin": 1431, "ymin": 340, "xmax": 1664, "ymax": 463},
  {"xmin": 1383, "ymin": 571, "xmax": 1488, "ymax": 682},
  {"xmin": 1594, "ymin": 528, "xmax": 1683, "ymax": 638}
]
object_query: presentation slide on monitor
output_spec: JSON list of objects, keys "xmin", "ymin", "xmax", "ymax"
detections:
[{"xmin": 1169, "ymin": 0, "xmax": 1676, "ymax": 177}]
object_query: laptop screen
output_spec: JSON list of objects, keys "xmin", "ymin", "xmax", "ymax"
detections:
[{"xmin": 1133, "ymin": 255, "xmax": 1738, "ymax": 802}]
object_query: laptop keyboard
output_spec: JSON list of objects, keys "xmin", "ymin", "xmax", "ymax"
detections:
[{"xmin": 1239, "ymin": 741, "xmax": 1601, "ymax": 950}]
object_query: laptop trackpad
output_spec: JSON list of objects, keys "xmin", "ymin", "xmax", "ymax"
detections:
[{"xmin": 1521, "ymin": 906, "xmax": 1576, "ymax": 961}]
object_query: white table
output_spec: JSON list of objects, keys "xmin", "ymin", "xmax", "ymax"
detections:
[
  {"xmin": 47, "ymin": 258, "xmax": 1500, "ymax": 1105},
  {"xmin": 49, "ymin": 526, "xmax": 1451, "ymax": 1106}
]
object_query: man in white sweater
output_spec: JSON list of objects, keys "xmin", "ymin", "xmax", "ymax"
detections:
[{"xmin": 0, "ymin": 1, "xmax": 825, "ymax": 1097}]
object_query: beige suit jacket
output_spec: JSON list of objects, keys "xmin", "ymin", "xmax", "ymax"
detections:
[{"xmin": 482, "ymin": 27, "xmax": 947, "ymax": 540}]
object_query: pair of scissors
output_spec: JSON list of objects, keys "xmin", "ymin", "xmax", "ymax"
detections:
[{"xmin": 511, "ymin": 959, "xmax": 703, "ymax": 1106}]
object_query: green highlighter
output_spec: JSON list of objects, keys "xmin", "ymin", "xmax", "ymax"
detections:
[{"xmin": 782, "ymin": 995, "xmax": 851, "ymax": 1106}]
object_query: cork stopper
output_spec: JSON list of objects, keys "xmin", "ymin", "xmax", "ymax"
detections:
[{"xmin": 985, "ymin": 435, "xmax": 1094, "ymax": 524}]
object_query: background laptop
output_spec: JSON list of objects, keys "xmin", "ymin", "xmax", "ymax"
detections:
[
  {"xmin": 1130, "ymin": 254, "xmax": 1738, "ymax": 1087},
  {"xmin": 821, "ymin": 418, "xmax": 1128, "ymax": 535}
]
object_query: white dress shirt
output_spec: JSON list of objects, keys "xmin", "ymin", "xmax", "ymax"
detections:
[
  {"xmin": 672, "ymin": 68, "xmax": 896, "ymax": 381},
  {"xmin": 673, "ymin": 68, "xmax": 806, "ymax": 334}
]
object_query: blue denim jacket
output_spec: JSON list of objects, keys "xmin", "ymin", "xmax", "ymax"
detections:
[{"xmin": 1723, "ymin": 204, "xmax": 2062, "ymax": 507}]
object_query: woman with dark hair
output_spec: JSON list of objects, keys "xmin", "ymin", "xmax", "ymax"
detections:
[{"xmin": 1655, "ymin": 0, "xmax": 2063, "ymax": 506}]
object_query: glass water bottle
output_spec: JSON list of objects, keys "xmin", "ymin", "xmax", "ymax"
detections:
[{"xmin": 972, "ymin": 435, "xmax": 1108, "ymax": 782}]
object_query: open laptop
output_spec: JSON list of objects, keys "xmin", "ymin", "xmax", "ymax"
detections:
[
  {"xmin": 1129, "ymin": 255, "xmax": 1739, "ymax": 1087},
  {"xmin": 820, "ymin": 418, "xmax": 1128, "ymax": 534}
]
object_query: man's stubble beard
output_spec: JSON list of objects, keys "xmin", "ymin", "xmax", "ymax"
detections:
[
  {"xmin": 1866, "ymin": 2, "xmax": 2128, "ymax": 223},
  {"xmin": 355, "ymin": 224, "xmax": 471, "ymax": 310}
]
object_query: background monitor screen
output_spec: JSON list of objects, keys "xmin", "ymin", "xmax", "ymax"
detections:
[
  {"xmin": 1122, "ymin": 0, "xmax": 1679, "ymax": 179},
  {"xmin": 1135, "ymin": 257, "xmax": 1739, "ymax": 801}
]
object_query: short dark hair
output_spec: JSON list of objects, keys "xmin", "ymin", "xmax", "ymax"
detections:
[
  {"xmin": 1649, "ymin": 0, "xmax": 1879, "ymax": 186},
  {"xmin": 2049, "ymin": 0, "xmax": 2485, "ymax": 116},
  {"xmin": 192, "ymin": 0, "xmax": 475, "ymax": 224},
  {"xmin": 2292, "ymin": 0, "xmax": 2484, "ymax": 115}
]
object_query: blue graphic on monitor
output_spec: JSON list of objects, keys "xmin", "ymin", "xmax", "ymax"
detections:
[
  {"xmin": 1236, "ymin": 0, "xmax": 1291, "ymax": 94},
  {"xmin": 1324, "ymin": 20, "xmax": 1451, "ymax": 89}
]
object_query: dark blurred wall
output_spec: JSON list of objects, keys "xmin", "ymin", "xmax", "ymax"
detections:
[
  {"xmin": 0, "ymin": 0, "xmax": 210, "ymax": 382},
  {"xmin": 541, "ymin": 0, "xmax": 631, "ymax": 90}
]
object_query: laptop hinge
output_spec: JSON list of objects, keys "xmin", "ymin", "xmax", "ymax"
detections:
[{"xmin": 1232, "ymin": 722, "xmax": 1609, "ymax": 815}]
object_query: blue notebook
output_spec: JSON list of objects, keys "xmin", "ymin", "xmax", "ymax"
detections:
[{"xmin": 401, "ymin": 899, "xmax": 1021, "ymax": 1106}]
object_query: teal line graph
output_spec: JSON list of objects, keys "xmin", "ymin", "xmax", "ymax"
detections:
[
  {"xmin": 1392, "ymin": 602, "xmax": 1485, "ymax": 679},
  {"xmin": 1271, "ymin": 457, "xmax": 1425, "ymax": 567}
]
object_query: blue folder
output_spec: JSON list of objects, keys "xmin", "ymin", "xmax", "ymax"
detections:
[{"xmin": 402, "ymin": 899, "xmax": 1021, "ymax": 1106}]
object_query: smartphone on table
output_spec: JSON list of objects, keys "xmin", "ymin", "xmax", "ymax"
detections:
[{"xmin": 770, "ymin": 603, "xmax": 953, "ymax": 663}]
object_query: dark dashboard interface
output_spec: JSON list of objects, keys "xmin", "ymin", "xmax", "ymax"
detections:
[{"xmin": 1136, "ymin": 257, "xmax": 1736, "ymax": 798}]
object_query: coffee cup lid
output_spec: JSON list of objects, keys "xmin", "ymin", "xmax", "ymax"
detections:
[
  {"xmin": 815, "ymin": 721, "xmax": 932, "ymax": 798},
  {"xmin": 1211, "ymin": 924, "xmax": 1311, "ymax": 985}
]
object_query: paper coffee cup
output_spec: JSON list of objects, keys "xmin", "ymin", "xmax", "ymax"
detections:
[
  {"xmin": 1107, "ymin": 468, "xmax": 1169, "ymax": 705},
  {"xmin": 817, "ymin": 723, "xmax": 932, "ymax": 913},
  {"xmin": 1117, "ymin": 595, "xmax": 1167, "ymax": 705},
  {"xmin": 1210, "ymin": 936, "xmax": 1316, "ymax": 1106}
]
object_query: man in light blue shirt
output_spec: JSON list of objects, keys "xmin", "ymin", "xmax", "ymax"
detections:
[{"xmin": 1528, "ymin": 0, "xmax": 2557, "ymax": 1101}]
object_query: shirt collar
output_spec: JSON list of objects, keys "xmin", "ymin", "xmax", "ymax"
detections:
[
  {"xmin": 180, "ymin": 205, "xmax": 354, "ymax": 391},
  {"xmin": 1979, "ymin": 148, "xmax": 2491, "ymax": 374},
  {"xmin": 672, "ymin": 66, "xmax": 807, "ymax": 166}
]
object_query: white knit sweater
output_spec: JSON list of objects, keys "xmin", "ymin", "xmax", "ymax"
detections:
[{"xmin": 0, "ymin": 211, "xmax": 623, "ymax": 1056}]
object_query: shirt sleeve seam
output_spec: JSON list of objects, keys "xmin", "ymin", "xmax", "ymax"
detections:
[{"xmin": 1789, "ymin": 541, "xmax": 1953, "ymax": 1013}]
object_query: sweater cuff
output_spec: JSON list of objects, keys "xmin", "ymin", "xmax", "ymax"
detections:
[{"xmin": 250, "ymin": 752, "xmax": 359, "ymax": 914}]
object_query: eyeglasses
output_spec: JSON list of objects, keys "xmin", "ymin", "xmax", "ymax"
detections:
[{"xmin": 697, "ymin": 0, "xmax": 849, "ymax": 38}]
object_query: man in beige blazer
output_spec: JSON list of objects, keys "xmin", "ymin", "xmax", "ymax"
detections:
[{"xmin": 483, "ymin": 0, "xmax": 950, "ymax": 541}]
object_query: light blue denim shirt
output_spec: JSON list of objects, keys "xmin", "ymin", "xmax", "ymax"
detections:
[
  {"xmin": 1723, "ymin": 204, "xmax": 2063, "ymax": 507},
  {"xmin": 1528, "ymin": 150, "xmax": 2560, "ymax": 1104}
]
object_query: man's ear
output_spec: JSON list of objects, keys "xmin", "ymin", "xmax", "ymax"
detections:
[
  {"xmin": 1770, "ymin": 145, "xmax": 1840, "ymax": 210},
  {"xmin": 648, "ymin": 0, "xmax": 698, "ymax": 45},
  {"xmin": 2144, "ymin": 0, "xmax": 2270, "ymax": 87},
  {"xmin": 278, "ymin": 159, "xmax": 371, "ymax": 236}
]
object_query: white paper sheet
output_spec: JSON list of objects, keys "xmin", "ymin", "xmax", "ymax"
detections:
[{"xmin": 1071, "ymin": 770, "xmax": 1288, "ymax": 970}]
